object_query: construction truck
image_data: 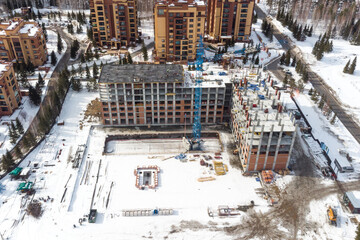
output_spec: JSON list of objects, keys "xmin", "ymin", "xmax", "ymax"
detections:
[{"xmin": 327, "ymin": 207, "xmax": 337, "ymax": 226}]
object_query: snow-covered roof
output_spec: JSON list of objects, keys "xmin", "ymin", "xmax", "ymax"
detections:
[
  {"xmin": 6, "ymin": 21, "xmax": 19, "ymax": 30},
  {"xmin": 345, "ymin": 191, "xmax": 360, "ymax": 209},
  {"xmin": 19, "ymin": 24, "xmax": 39, "ymax": 37}
]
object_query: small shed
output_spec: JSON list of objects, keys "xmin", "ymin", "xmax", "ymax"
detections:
[
  {"xmin": 10, "ymin": 167, "xmax": 23, "ymax": 179},
  {"xmin": 88, "ymin": 209, "xmax": 97, "ymax": 223},
  {"xmin": 19, "ymin": 167, "xmax": 31, "ymax": 180},
  {"xmin": 343, "ymin": 191, "xmax": 360, "ymax": 214}
]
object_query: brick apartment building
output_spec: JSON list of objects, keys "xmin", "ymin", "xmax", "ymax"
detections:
[
  {"xmin": 99, "ymin": 64, "xmax": 232, "ymax": 125},
  {"xmin": 90, "ymin": 0, "xmax": 139, "ymax": 48},
  {"xmin": 231, "ymin": 75, "xmax": 297, "ymax": 172},
  {"xmin": 0, "ymin": 18, "xmax": 47, "ymax": 66},
  {"xmin": 154, "ymin": 0, "xmax": 206, "ymax": 63},
  {"xmin": 0, "ymin": 61, "xmax": 21, "ymax": 116},
  {"xmin": 206, "ymin": 0, "xmax": 255, "ymax": 43}
]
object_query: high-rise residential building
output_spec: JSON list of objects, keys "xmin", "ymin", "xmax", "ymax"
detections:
[
  {"xmin": 90, "ymin": 0, "xmax": 139, "ymax": 48},
  {"xmin": 154, "ymin": 0, "xmax": 206, "ymax": 63},
  {"xmin": 0, "ymin": 18, "xmax": 47, "ymax": 67},
  {"xmin": 231, "ymin": 74, "xmax": 297, "ymax": 172},
  {"xmin": 0, "ymin": 61, "xmax": 22, "ymax": 116},
  {"xmin": 99, "ymin": 64, "xmax": 231, "ymax": 125},
  {"xmin": 207, "ymin": 0, "xmax": 255, "ymax": 43}
]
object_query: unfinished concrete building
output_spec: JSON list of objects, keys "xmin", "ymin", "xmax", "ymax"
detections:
[
  {"xmin": 99, "ymin": 64, "xmax": 231, "ymax": 125},
  {"xmin": 231, "ymin": 73, "xmax": 297, "ymax": 172}
]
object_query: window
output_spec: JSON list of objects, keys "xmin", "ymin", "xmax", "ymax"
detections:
[{"xmin": 158, "ymin": 9, "xmax": 164, "ymax": 15}]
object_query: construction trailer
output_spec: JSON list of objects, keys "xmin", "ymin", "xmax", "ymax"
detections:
[
  {"xmin": 16, "ymin": 182, "xmax": 33, "ymax": 193},
  {"xmin": 19, "ymin": 167, "xmax": 31, "ymax": 180},
  {"xmin": 88, "ymin": 209, "xmax": 97, "ymax": 223},
  {"xmin": 9, "ymin": 167, "xmax": 23, "ymax": 180},
  {"xmin": 343, "ymin": 191, "xmax": 360, "ymax": 214},
  {"xmin": 230, "ymin": 74, "xmax": 297, "ymax": 172}
]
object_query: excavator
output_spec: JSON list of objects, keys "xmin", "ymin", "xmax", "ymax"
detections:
[{"xmin": 327, "ymin": 207, "xmax": 337, "ymax": 226}]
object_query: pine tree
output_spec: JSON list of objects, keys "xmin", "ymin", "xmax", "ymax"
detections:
[
  {"xmin": 280, "ymin": 53, "xmax": 286, "ymax": 65},
  {"xmin": 295, "ymin": 61, "xmax": 302, "ymax": 73},
  {"xmin": 93, "ymin": 62, "xmax": 98, "ymax": 78},
  {"xmin": 253, "ymin": 12, "xmax": 257, "ymax": 24},
  {"xmin": 14, "ymin": 145, "xmax": 23, "ymax": 159},
  {"xmin": 291, "ymin": 57, "xmax": 296, "ymax": 67},
  {"xmin": 308, "ymin": 26, "xmax": 313, "ymax": 37},
  {"xmin": 85, "ymin": 64, "xmax": 90, "ymax": 79},
  {"xmin": 283, "ymin": 75, "xmax": 288, "ymax": 87},
  {"xmin": 35, "ymin": 82, "xmax": 42, "ymax": 96},
  {"xmin": 37, "ymin": 73, "xmax": 44, "ymax": 87},
  {"xmin": 302, "ymin": 71, "xmax": 309, "ymax": 83},
  {"xmin": 9, "ymin": 125, "xmax": 18, "ymax": 144},
  {"xmin": 51, "ymin": 51, "xmax": 57, "ymax": 66},
  {"xmin": 127, "ymin": 53, "xmax": 133, "ymax": 64},
  {"xmin": 78, "ymin": 64, "xmax": 83, "ymax": 77},
  {"xmin": 255, "ymin": 56, "xmax": 259, "ymax": 65},
  {"xmin": 71, "ymin": 77, "xmax": 81, "ymax": 91},
  {"xmin": 355, "ymin": 224, "xmax": 360, "ymax": 240},
  {"xmin": 343, "ymin": 60, "xmax": 350, "ymax": 73},
  {"xmin": 349, "ymin": 57, "xmax": 357, "ymax": 74},
  {"xmin": 42, "ymin": 23, "xmax": 48, "ymax": 41},
  {"xmin": 100, "ymin": 61, "xmax": 104, "ymax": 69},
  {"xmin": 26, "ymin": 58, "xmax": 35, "ymax": 74},
  {"xmin": 284, "ymin": 50, "xmax": 291, "ymax": 66},
  {"xmin": 94, "ymin": 49, "xmax": 100, "ymax": 60},
  {"xmin": 76, "ymin": 26, "xmax": 82, "ymax": 34},
  {"xmin": 57, "ymin": 32, "xmax": 63, "ymax": 53},
  {"xmin": 28, "ymin": 85, "xmax": 41, "ymax": 106},
  {"xmin": 80, "ymin": 53, "xmax": 85, "ymax": 63},
  {"xmin": 16, "ymin": 118, "xmax": 24, "ymax": 135},
  {"xmin": 37, "ymin": 11, "xmax": 42, "ymax": 20},
  {"xmin": 2, "ymin": 150, "xmax": 14, "ymax": 171},
  {"xmin": 308, "ymin": 88, "xmax": 313, "ymax": 95}
]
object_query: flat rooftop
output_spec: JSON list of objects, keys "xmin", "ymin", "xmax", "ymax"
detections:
[{"xmin": 99, "ymin": 64, "xmax": 184, "ymax": 84}]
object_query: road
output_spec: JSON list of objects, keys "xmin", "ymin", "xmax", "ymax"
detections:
[{"xmin": 256, "ymin": 5, "xmax": 360, "ymax": 144}]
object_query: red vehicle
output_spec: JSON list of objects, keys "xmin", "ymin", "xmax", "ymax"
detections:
[{"xmin": 200, "ymin": 160, "xmax": 205, "ymax": 166}]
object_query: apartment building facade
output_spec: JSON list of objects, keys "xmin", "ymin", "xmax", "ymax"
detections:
[
  {"xmin": 90, "ymin": 0, "xmax": 139, "ymax": 48},
  {"xmin": 0, "ymin": 18, "xmax": 47, "ymax": 66},
  {"xmin": 99, "ymin": 64, "xmax": 230, "ymax": 125},
  {"xmin": 154, "ymin": 0, "xmax": 206, "ymax": 63},
  {"xmin": 207, "ymin": 0, "xmax": 255, "ymax": 43},
  {"xmin": 231, "ymin": 76, "xmax": 297, "ymax": 172},
  {"xmin": 0, "ymin": 61, "xmax": 22, "ymax": 116}
]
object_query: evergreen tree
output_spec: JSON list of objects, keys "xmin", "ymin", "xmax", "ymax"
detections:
[
  {"xmin": 71, "ymin": 65, "xmax": 76, "ymax": 76},
  {"xmin": 349, "ymin": 57, "xmax": 357, "ymax": 74},
  {"xmin": 26, "ymin": 58, "xmax": 35, "ymax": 74},
  {"xmin": 14, "ymin": 145, "xmax": 23, "ymax": 159},
  {"xmin": 37, "ymin": 73, "xmax": 44, "ymax": 87},
  {"xmin": 71, "ymin": 77, "xmax": 82, "ymax": 91},
  {"xmin": 42, "ymin": 23, "xmax": 48, "ymax": 41},
  {"xmin": 68, "ymin": 12, "xmax": 71, "ymax": 21},
  {"xmin": 343, "ymin": 60, "xmax": 350, "ymax": 73},
  {"xmin": 85, "ymin": 64, "xmax": 90, "ymax": 79},
  {"xmin": 50, "ymin": 51, "xmax": 57, "ymax": 66},
  {"xmin": 308, "ymin": 88, "xmax": 313, "ymax": 95},
  {"xmin": 2, "ymin": 150, "xmax": 14, "ymax": 171},
  {"xmin": 20, "ymin": 71, "xmax": 29, "ymax": 88},
  {"xmin": 308, "ymin": 26, "xmax": 313, "ymax": 37},
  {"xmin": 16, "ymin": 118, "xmax": 24, "ymax": 135},
  {"xmin": 100, "ymin": 61, "xmax": 104, "ymax": 69},
  {"xmin": 78, "ymin": 65, "xmax": 83, "ymax": 78},
  {"xmin": 355, "ymin": 224, "xmax": 360, "ymax": 240},
  {"xmin": 94, "ymin": 49, "xmax": 100, "ymax": 60},
  {"xmin": 28, "ymin": 85, "xmax": 41, "ymax": 105},
  {"xmin": 87, "ymin": 27, "xmax": 93, "ymax": 41},
  {"xmin": 93, "ymin": 62, "xmax": 98, "ymax": 78},
  {"xmin": 37, "ymin": 11, "xmax": 42, "ymax": 20},
  {"xmin": 9, "ymin": 123, "xmax": 19, "ymax": 144},
  {"xmin": 80, "ymin": 52, "xmax": 85, "ymax": 63},
  {"xmin": 284, "ymin": 50, "xmax": 291, "ymax": 66},
  {"xmin": 253, "ymin": 12, "xmax": 257, "ymax": 24},
  {"xmin": 35, "ymin": 82, "xmax": 42, "ymax": 96},
  {"xmin": 76, "ymin": 26, "xmax": 82, "ymax": 34},
  {"xmin": 85, "ymin": 49, "xmax": 93, "ymax": 61},
  {"xmin": 295, "ymin": 61, "xmax": 302, "ymax": 73},
  {"xmin": 280, "ymin": 53, "xmax": 286, "ymax": 65},
  {"xmin": 291, "ymin": 57, "xmax": 296, "ymax": 67},
  {"xmin": 302, "ymin": 71, "xmax": 309, "ymax": 83},
  {"xmin": 127, "ymin": 53, "xmax": 133, "ymax": 64}
]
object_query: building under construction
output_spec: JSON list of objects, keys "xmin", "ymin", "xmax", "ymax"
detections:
[
  {"xmin": 99, "ymin": 64, "xmax": 232, "ymax": 125},
  {"xmin": 231, "ymin": 71, "xmax": 297, "ymax": 172}
]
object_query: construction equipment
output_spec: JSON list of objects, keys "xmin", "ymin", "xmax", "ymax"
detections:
[
  {"xmin": 261, "ymin": 170, "xmax": 274, "ymax": 184},
  {"xmin": 327, "ymin": 207, "xmax": 337, "ymax": 226},
  {"xmin": 189, "ymin": 35, "xmax": 205, "ymax": 150},
  {"xmin": 213, "ymin": 161, "xmax": 228, "ymax": 175}
]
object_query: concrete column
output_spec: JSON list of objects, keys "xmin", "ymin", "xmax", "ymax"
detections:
[
  {"xmin": 263, "ymin": 125, "xmax": 274, "ymax": 169},
  {"xmin": 115, "ymin": 84, "xmax": 120, "ymax": 124},
  {"xmin": 124, "ymin": 83, "xmax": 129, "ymax": 125},
  {"xmin": 286, "ymin": 124, "xmax": 297, "ymax": 169},
  {"xmin": 151, "ymin": 83, "xmax": 154, "ymax": 124},
  {"xmin": 142, "ymin": 83, "xmax": 146, "ymax": 125},
  {"xmin": 165, "ymin": 82, "xmax": 168, "ymax": 125},
  {"xmin": 254, "ymin": 125, "xmax": 265, "ymax": 171},
  {"xmin": 246, "ymin": 125, "xmax": 256, "ymax": 172},
  {"xmin": 132, "ymin": 83, "xmax": 136, "ymax": 125},
  {"xmin": 272, "ymin": 125, "xmax": 284, "ymax": 170}
]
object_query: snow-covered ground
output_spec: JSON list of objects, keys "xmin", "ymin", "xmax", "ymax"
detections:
[
  {"xmin": 257, "ymin": 1, "xmax": 360, "ymax": 123},
  {"xmin": 0, "ymin": 84, "xmax": 271, "ymax": 239}
]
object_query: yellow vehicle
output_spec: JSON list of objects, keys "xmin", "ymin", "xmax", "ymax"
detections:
[{"xmin": 327, "ymin": 207, "xmax": 337, "ymax": 226}]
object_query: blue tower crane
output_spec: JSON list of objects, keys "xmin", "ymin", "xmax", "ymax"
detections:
[{"xmin": 190, "ymin": 36, "xmax": 205, "ymax": 150}]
